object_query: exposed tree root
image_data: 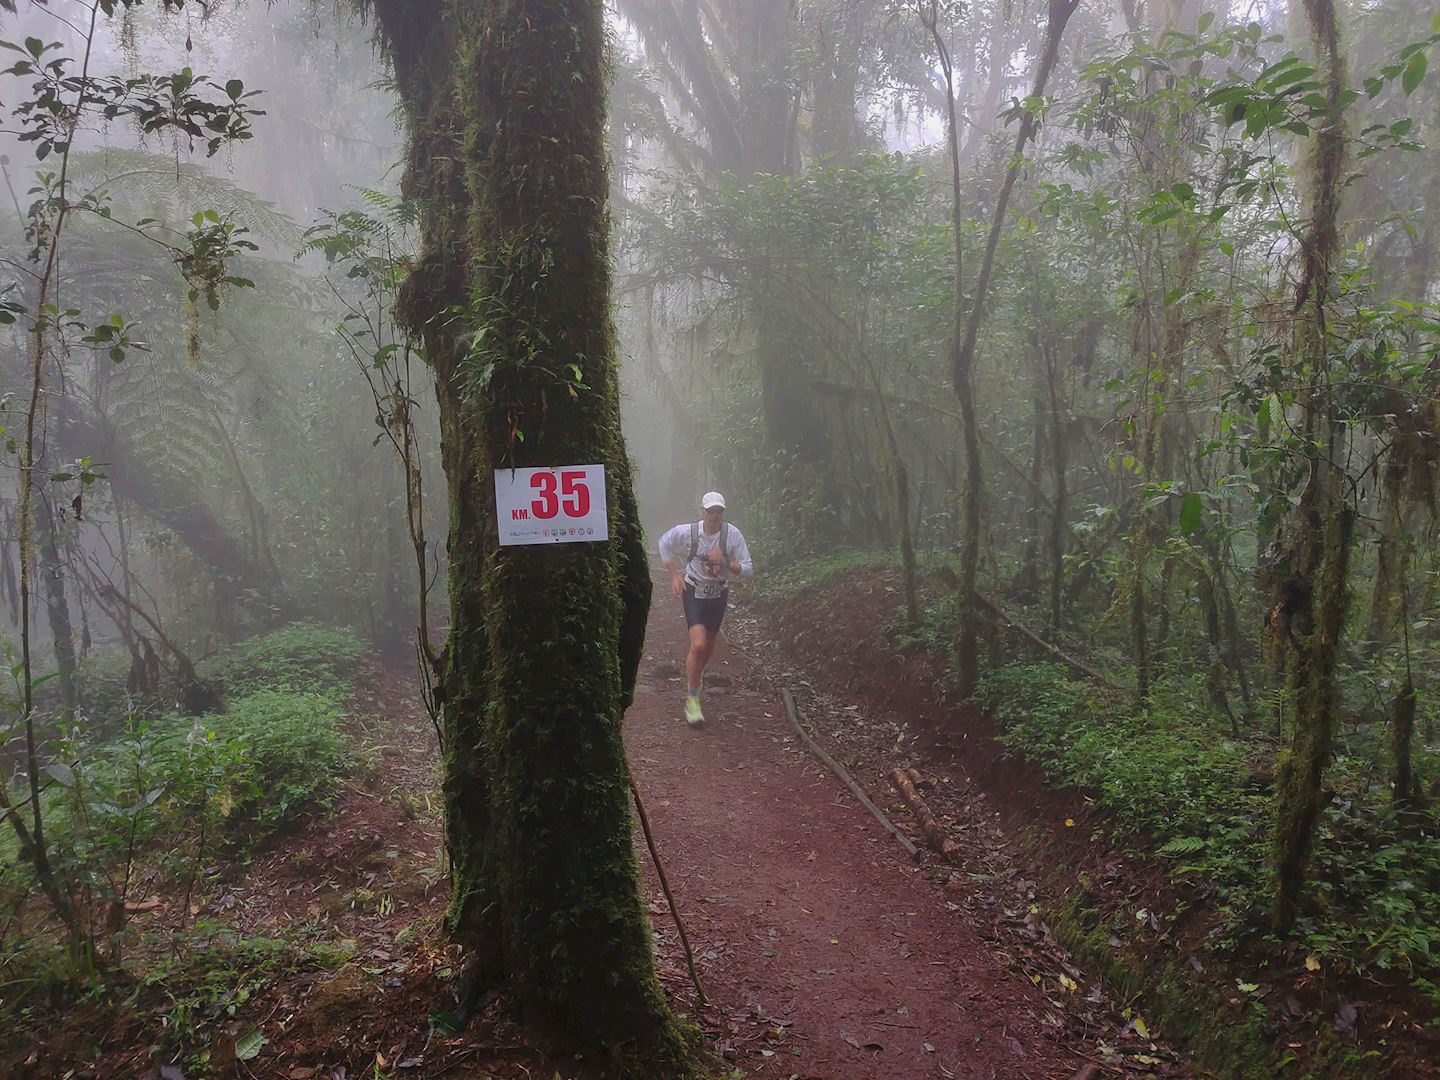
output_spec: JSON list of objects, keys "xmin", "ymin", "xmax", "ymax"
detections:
[{"xmin": 781, "ymin": 687, "xmax": 921, "ymax": 861}]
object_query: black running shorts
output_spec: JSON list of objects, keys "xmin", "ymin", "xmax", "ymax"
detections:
[{"xmin": 682, "ymin": 583, "xmax": 728, "ymax": 633}]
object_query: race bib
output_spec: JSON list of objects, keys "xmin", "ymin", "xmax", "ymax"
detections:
[{"xmin": 691, "ymin": 581, "xmax": 726, "ymax": 600}]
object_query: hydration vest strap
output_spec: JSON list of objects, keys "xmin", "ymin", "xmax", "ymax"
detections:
[{"xmin": 687, "ymin": 522, "xmax": 730, "ymax": 571}]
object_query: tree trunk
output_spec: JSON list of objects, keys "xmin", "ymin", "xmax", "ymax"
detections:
[
  {"xmin": 375, "ymin": 2, "xmax": 692, "ymax": 1071},
  {"xmin": 36, "ymin": 493, "xmax": 78, "ymax": 718},
  {"xmin": 928, "ymin": 0, "xmax": 1080, "ymax": 698},
  {"xmin": 1364, "ymin": 469, "xmax": 1406, "ymax": 655},
  {"xmin": 1272, "ymin": 0, "xmax": 1352, "ymax": 935},
  {"xmin": 897, "ymin": 460, "xmax": 920, "ymax": 629},
  {"xmin": 1391, "ymin": 669, "xmax": 1416, "ymax": 810}
]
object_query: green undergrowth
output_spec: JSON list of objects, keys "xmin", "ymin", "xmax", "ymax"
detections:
[
  {"xmin": 977, "ymin": 662, "xmax": 1440, "ymax": 1002},
  {"xmin": 1, "ymin": 624, "xmax": 367, "ymax": 1019},
  {"xmin": 197, "ymin": 621, "xmax": 368, "ymax": 698},
  {"xmin": 1044, "ymin": 886, "xmax": 1382, "ymax": 1079},
  {"xmin": 753, "ymin": 548, "xmax": 900, "ymax": 600},
  {"xmin": 136, "ymin": 924, "xmax": 314, "ymax": 1075}
]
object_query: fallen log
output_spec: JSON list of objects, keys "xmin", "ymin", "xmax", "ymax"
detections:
[
  {"xmin": 977, "ymin": 593, "xmax": 1121, "ymax": 691},
  {"xmin": 780, "ymin": 688, "xmax": 921, "ymax": 862},
  {"xmin": 889, "ymin": 768, "xmax": 958, "ymax": 861}
]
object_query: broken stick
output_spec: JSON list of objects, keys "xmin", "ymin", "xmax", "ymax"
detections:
[
  {"xmin": 630, "ymin": 776, "xmax": 708, "ymax": 1009},
  {"xmin": 889, "ymin": 768, "xmax": 958, "ymax": 860}
]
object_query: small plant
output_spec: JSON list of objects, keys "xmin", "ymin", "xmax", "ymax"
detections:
[{"xmin": 0, "ymin": 687, "xmax": 351, "ymax": 1003}]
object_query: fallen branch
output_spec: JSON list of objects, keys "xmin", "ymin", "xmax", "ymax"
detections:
[
  {"xmin": 780, "ymin": 688, "xmax": 921, "ymax": 862},
  {"xmin": 889, "ymin": 768, "xmax": 958, "ymax": 861},
  {"xmin": 977, "ymin": 593, "xmax": 1121, "ymax": 691}
]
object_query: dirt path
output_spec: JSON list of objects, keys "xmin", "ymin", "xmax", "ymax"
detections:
[
  {"xmin": 628, "ymin": 586, "xmax": 1085, "ymax": 1080},
  {"xmin": 17, "ymin": 584, "xmax": 1167, "ymax": 1078}
]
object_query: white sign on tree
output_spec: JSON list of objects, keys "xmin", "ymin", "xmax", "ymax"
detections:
[{"xmin": 494, "ymin": 465, "xmax": 608, "ymax": 546}]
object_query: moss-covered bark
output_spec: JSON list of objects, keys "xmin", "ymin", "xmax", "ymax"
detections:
[
  {"xmin": 1272, "ymin": 475, "xmax": 1355, "ymax": 930},
  {"xmin": 371, "ymin": 1, "xmax": 692, "ymax": 1072},
  {"xmin": 1271, "ymin": 0, "xmax": 1353, "ymax": 934}
]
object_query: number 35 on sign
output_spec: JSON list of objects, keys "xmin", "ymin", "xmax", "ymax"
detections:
[{"xmin": 494, "ymin": 465, "xmax": 608, "ymax": 546}]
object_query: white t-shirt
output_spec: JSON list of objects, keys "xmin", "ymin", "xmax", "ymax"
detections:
[{"xmin": 658, "ymin": 520, "xmax": 754, "ymax": 597}]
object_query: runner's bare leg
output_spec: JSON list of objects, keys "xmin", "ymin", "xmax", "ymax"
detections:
[{"xmin": 687, "ymin": 624, "xmax": 716, "ymax": 694}]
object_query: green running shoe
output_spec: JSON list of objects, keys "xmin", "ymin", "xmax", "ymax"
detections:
[{"xmin": 684, "ymin": 695, "xmax": 704, "ymax": 727}]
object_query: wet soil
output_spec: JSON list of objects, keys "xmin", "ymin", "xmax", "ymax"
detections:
[{"xmin": 629, "ymin": 593, "xmax": 1089, "ymax": 1079}]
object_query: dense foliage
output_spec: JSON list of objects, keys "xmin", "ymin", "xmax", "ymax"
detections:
[{"xmin": 607, "ymin": 1, "xmax": 1440, "ymax": 1064}]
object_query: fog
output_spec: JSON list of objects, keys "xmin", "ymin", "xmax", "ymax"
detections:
[
  {"xmin": 4, "ymin": 0, "xmax": 1437, "ymax": 799},
  {"xmin": 3, "ymin": 0, "xmax": 1439, "ymax": 1072}
]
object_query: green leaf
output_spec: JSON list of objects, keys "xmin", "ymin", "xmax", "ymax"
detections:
[
  {"xmin": 1402, "ymin": 51, "xmax": 1427, "ymax": 96},
  {"xmin": 45, "ymin": 761, "xmax": 76, "ymax": 788},
  {"xmin": 429, "ymin": 1011, "xmax": 462, "ymax": 1035},
  {"xmin": 1157, "ymin": 835, "xmax": 1206, "ymax": 856},
  {"xmin": 235, "ymin": 1030, "xmax": 266, "ymax": 1061},
  {"xmin": 1178, "ymin": 492, "xmax": 1203, "ymax": 535}
]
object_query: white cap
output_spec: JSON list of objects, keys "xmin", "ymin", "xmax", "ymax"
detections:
[{"xmin": 701, "ymin": 491, "xmax": 726, "ymax": 510}]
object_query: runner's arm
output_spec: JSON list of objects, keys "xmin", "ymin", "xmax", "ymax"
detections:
[
  {"xmin": 657, "ymin": 524, "xmax": 688, "ymax": 596},
  {"xmin": 728, "ymin": 528, "xmax": 754, "ymax": 578}
]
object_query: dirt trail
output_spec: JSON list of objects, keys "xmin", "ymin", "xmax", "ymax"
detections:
[{"xmin": 627, "ymin": 585, "xmax": 1085, "ymax": 1080}]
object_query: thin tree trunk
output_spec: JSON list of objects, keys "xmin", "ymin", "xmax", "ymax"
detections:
[
  {"xmin": 1391, "ymin": 669, "xmax": 1416, "ymax": 810},
  {"xmin": 925, "ymin": 0, "xmax": 1081, "ymax": 698},
  {"xmin": 37, "ymin": 493, "xmax": 79, "ymax": 718},
  {"xmin": 897, "ymin": 460, "xmax": 921, "ymax": 629}
]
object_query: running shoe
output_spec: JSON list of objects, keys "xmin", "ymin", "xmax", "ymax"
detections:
[{"xmin": 684, "ymin": 695, "xmax": 704, "ymax": 727}]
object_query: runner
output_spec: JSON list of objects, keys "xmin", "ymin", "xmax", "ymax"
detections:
[{"xmin": 657, "ymin": 492, "xmax": 753, "ymax": 726}]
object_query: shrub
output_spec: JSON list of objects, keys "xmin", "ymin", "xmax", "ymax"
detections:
[
  {"xmin": 193, "ymin": 690, "xmax": 350, "ymax": 831},
  {"xmin": 197, "ymin": 623, "xmax": 366, "ymax": 699},
  {"xmin": 0, "ymin": 689, "xmax": 350, "ymax": 993}
]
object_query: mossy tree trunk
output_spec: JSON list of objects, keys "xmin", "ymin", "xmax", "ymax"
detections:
[
  {"xmin": 1391, "ymin": 668, "xmax": 1416, "ymax": 810},
  {"xmin": 1271, "ymin": 0, "xmax": 1354, "ymax": 935},
  {"xmin": 372, "ymin": 2, "xmax": 692, "ymax": 1071}
]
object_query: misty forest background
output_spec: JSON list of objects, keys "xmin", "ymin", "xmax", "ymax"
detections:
[{"xmin": 3, "ymin": 0, "xmax": 1440, "ymax": 1075}]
